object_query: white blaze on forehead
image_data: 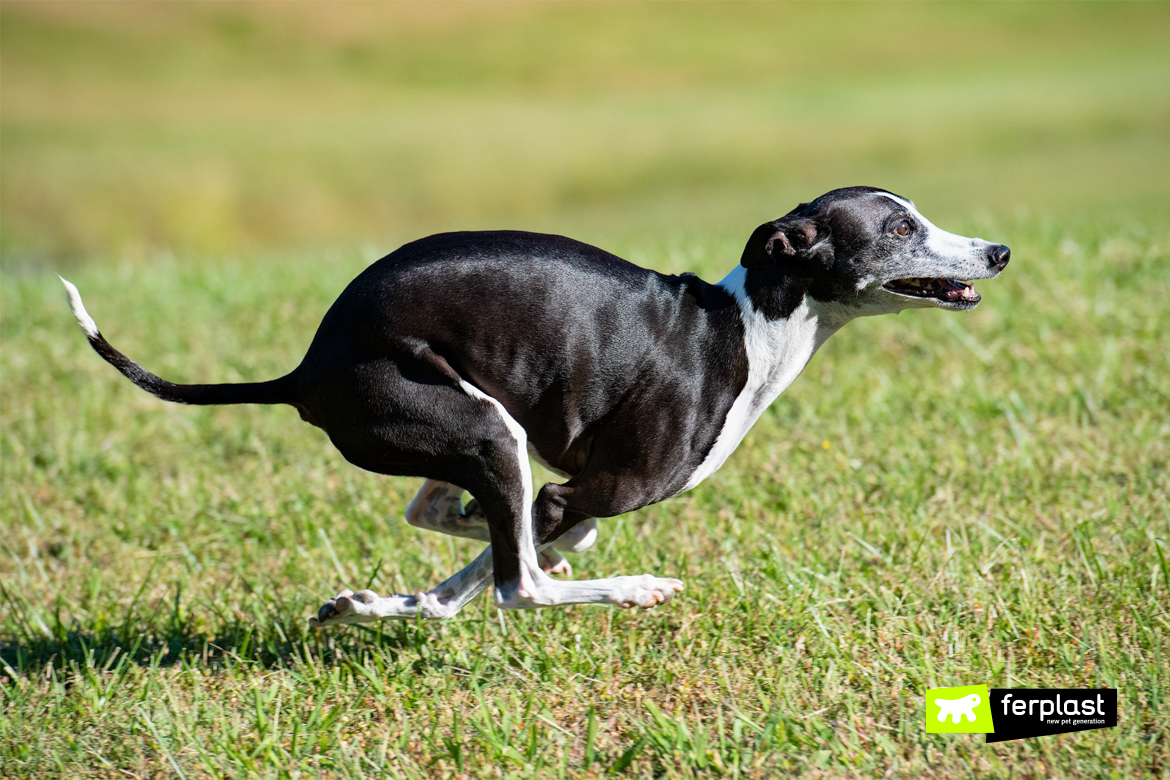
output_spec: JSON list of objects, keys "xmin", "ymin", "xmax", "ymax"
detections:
[
  {"xmin": 879, "ymin": 193, "xmax": 979, "ymax": 258},
  {"xmin": 878, "ymin": 192, "xmax": 916, "ymax": 212}
]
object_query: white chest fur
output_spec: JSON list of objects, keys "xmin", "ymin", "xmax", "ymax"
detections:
[{"xmin": 678, "ymin": 266, "xmax": 842, "ymax": 493}]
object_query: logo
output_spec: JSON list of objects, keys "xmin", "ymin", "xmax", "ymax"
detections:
[
  {"xmin": 925, "ymin": 685, "xmax": 994, "ymax": 733},
  {"xmin": 925, "ymin": 685, "xmax": 1118, "ymax": 742},
  {"xmin": 985, "ymin": 689, "xmax": 1118, "ymax": 743}
]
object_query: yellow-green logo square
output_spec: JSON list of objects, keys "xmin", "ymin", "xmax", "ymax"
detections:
[{"xmin": 925, "ymin": 685, "xmax": 994, "ymax": 733}]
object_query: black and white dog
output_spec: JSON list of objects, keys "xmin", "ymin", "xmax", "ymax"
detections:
[{"xmin": 62, "ymin": 186, "xmax": 1009, "ymax": 626}]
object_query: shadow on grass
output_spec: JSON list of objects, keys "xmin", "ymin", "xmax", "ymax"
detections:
[
  {"xmin": 0, "ymin": 621, "xmax": 440, "ymax": 676},
  {"xmin": 0, "ymin": 581, "xmax": 453, "ymax": 676}
]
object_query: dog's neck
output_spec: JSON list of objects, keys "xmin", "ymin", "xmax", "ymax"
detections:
[
  {"xmin": 679, "ymin": 265, "xmax": 850, "ymax": 493},
  {"xmin": 718, "ymin": 264, "xmax": 848, "ymax": 414}
]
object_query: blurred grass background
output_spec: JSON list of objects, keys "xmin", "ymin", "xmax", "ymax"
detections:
[
  {"xmin": 2, "ymin": 2, "xmax": 1169, "ymax": 778},
  {"xmin": 2, "ymin": 1, "xmax": 1168, "ymax": 265}
]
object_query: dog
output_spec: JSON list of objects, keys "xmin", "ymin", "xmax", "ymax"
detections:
[{"xmin": 61, "ymin": 186, "xmax": 1009, "ymax": 626}]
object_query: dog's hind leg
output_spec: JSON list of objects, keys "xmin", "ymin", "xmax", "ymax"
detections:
[
  {"xmin": 404, "ymin": 478, "xmax": 592, "ymax": 575},
  {"xmin": 306, "ymin": 352, "xmax": 645, "ymax": 623},
  {"xmin": 309, "ymin": 350, "xmax": 596, "ymax": 627},
  {"xmin": 550, "ymin": 517, "xmax": 598, "ymax": 552},
  {"xmin": 535, "ymin": 517, "xmax": 598, "ymax": 576},
  {"xmin": 311, "ymin": 546, "xmax": 494, "ymax": 626},
  {"xmin": 405, "ymin": 479, "xmax": 490, "ymax": 541},
  {"xmin": 304, "ymin": 351, "xmax": 519, "ymax": 627}
]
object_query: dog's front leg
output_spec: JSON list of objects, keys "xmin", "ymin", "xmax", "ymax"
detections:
[{"xmin": 487, "ymin": 476, "xmax": 682, "ymax": 611}]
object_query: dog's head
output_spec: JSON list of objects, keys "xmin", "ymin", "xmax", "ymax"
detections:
[{"xmin": 740, "ymin": 187, "xmax": 1009, "ymax": 319}]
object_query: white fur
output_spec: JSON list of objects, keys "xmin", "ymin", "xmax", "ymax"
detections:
[
  {"xmin": 879, "ymin": 194, "xmax": 983, "ymax": 262},
  {"xmin": 310, "ymin": 547, "xmax": 495, "ymax": 624},
  {"xmin": 455, "ymin": 381, "xmax": 536, "ymax": 561},
  {"xmin": 58, "ymin": 276, "xmax": 99, "ymax": 338},
  {"xmin": 550, "ymin": 516, "xmax": 597, "ymax": 552},
  {"xmin": 405, "ymin": 479, "xmax": 489, "ymax": 540},
  {"xmin": 680, "ymin": 265, "xmax": 841, "ymax": 493}
]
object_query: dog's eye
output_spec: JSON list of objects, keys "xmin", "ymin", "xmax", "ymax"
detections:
[{"xmin": 894, "ymin": 220, "xmax": 912, "ymax": 237}]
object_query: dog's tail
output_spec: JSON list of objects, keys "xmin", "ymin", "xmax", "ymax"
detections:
[{"xmin": 59, "ymin": 276, "xmax": 298, "ymax": 407}]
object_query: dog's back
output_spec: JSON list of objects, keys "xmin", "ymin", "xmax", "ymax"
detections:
[{"xmin": 294, "ymin": 230, "xmax": 746, "ymax": 478}]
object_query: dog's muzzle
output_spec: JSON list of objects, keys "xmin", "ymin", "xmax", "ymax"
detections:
[{"xmin": 882, "ymin": 243, "xmax": 1010, "ymax": 310}]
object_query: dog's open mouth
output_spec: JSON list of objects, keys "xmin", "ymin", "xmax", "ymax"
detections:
[{"xmin": 882, "ymin": 278, "xmax": 981, "ymax": 308}]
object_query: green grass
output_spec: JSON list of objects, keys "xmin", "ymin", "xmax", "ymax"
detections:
[{"xmin": 2, "ymin": 3, "xmax": 1169, "ymax": 778}]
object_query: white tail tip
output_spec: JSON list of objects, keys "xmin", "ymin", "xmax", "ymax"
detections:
[{"xmin": 58, "ymin": 275, "xmax": 100, "ymax": 338}]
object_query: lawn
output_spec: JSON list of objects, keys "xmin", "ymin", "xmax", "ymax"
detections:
[{"xmin": 2, "ymin": 3, "xmax": 1168, "ymax": 778}]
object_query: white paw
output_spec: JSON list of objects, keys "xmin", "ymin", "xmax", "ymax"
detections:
[
  {"xmin": 614, "ymin": 575, "xmax": 685, "ymax": 610},
  {"xmin": 309, "ymin": 588, "xmax": 381, "ymax": 627},
  {"xmin": 538, "ymin": 547, "xmax": 573, "ymax": 576}
]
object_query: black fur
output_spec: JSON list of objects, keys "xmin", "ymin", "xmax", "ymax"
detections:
[
  {"xmin": 740, "ymin": 215, "xmax": 835, "ymax": 319},
  {"xmin": 81, "ymin": 330, "xmax": 295, "ymax": 406}
]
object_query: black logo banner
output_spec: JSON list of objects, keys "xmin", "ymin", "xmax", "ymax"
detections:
[{"xmin": 986, "ymin": 689, "xmax": 1117, "ymax": 743}]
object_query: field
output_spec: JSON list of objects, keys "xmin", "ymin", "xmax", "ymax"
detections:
[{"xmin": 2, "ymin": 3, "xmax": 1168, "ymax": 778}]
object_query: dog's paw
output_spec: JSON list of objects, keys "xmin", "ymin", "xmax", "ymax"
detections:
[
  {"xmin": 614, "ymin": 575, "xmax": 684, "ymax": 610},
  {"xmin": 538, "ymin": 547, "xmax": 573, "ymax": 577},
  {"xmin": 309, "ymin": 588, "xmax": 380, "ymax": 627}
]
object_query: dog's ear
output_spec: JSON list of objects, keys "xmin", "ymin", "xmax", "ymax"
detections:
[{"xmin": 740, "ymin": 216, "xmax": 833, "ymax": 272}]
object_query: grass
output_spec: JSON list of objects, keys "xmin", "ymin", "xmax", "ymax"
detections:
[{"xmin": 2, "ymin": 3, "xmax": 1169, "ymax": 778}]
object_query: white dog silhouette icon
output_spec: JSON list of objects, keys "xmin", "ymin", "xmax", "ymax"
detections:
[{"xmin": 935, "ymin": 693, "xmax": 981, "ymax": 723}]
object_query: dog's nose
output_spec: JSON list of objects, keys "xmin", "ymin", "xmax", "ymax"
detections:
[{"xmin": 987, "ymin": 244, "xmax": 1010, "ymax": 272}]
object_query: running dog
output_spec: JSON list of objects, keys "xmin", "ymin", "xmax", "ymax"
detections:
[{"xmin": 61, "ymin": 186, "xmax": 1009, "ymax": 626}]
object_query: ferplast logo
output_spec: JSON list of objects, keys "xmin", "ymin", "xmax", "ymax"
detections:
[
  {"xmin": 985, "ymin": 689, "xmax": 1118, "ymax": 743},
  {"xmin": 925, "ymin": 685, "xmax": 994, "ymax": 734},
  {"xmin": 924, "ymin": 685, "xmax": 1118, "ymax": 742}
]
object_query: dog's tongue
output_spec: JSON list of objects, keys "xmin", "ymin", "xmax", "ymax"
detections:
[{"xmin": 943, "ymin": 281, "xmax": 978, "ymax": 302}]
